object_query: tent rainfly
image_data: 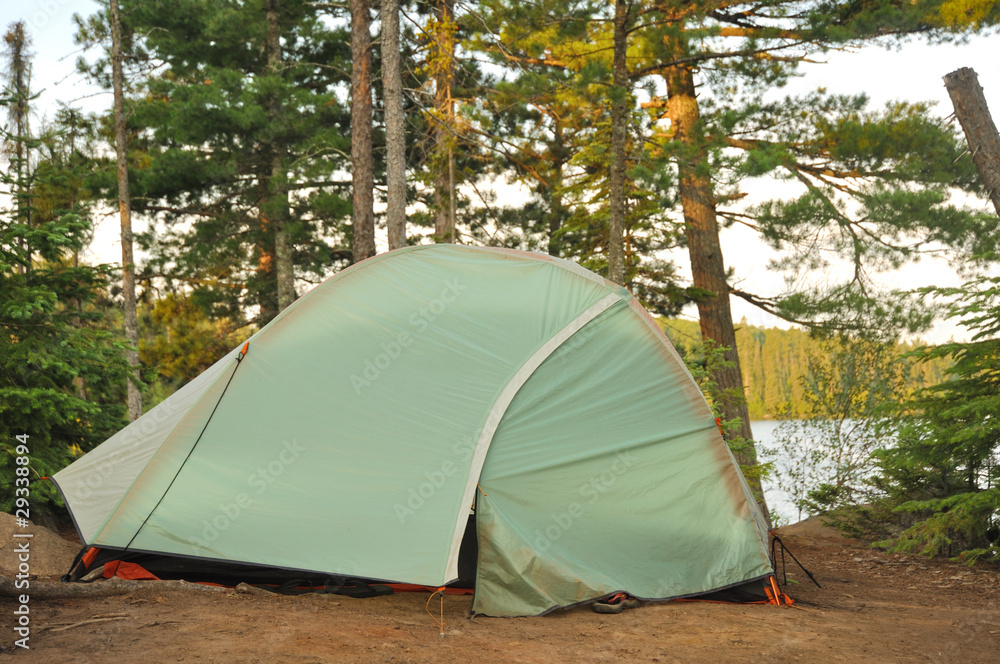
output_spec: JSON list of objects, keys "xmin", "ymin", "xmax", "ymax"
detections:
[{"xmin": 54, "ymin": 244, "xmax": 783, "ymax": 616}]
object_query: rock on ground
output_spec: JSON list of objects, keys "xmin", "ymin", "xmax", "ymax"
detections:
[{"xmin": 0, "ymin": 512, "xmax": 81, "ymax": 579}]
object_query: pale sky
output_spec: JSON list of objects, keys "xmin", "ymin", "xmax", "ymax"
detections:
[{"xmin": 3, "ymin": 0, "xmax": 998, "ymax": 342}]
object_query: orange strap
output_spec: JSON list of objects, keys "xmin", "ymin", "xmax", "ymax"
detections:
[
  {"xmin": 767, "ymin": 576, "xmax": 794, "ymax": 605},
  {"xmin": 103, "ymin": 561, "xmax": 159, "ymax": 581},
  {"xmin": 81, "ymin": 546, "xmax": 101, "ymax": 569}
]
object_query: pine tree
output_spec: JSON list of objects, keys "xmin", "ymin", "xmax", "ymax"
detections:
[
  {"xmin": 382, "ymin": 0, "xmax": 407, "ymax": 250},
  {"xmin": 2, "ymin": 21, "xmax": 31, "ymax": 271},
  {"xmin": 469, "ymin": 1, "xmax": 688, "ymax": 314},
  {"xmin": 944, "ymin": 67, "xmax": 1000, "ymax": 219},
  {"xmin": 428, "ymin": 0, "xmax": 458, "ymax": 243},
  {"xmin": 867, "ymin": 277, "xmax": 1000, "ymax": 562},
  {"xmin": 476, "ymin": 0, "xmax": 999, "ymax": 518},
  {"xmin": 265, "ymin": 0, "xmax": 297, "ymax": 309},
  {"xmin": 351, "ymin": 0, "xmax": 376, "ymax": 261},
  {"xmin": 606, "ymin": 0, "xmax": 631, "ymax": 285},
  {"xmin": 74, "ymin": 0, "xmax": 354, "ymax": 327},
  {"xmin": 465, "ymin": 4, "xmax": 594, "ymax": 256},
  {"xmin": 109, "ymin": 0, "xmax": 142, "ymax": 419},
  {"xmin": 0, "ymin": 32, "xmax": 130, "ymax": 514}
]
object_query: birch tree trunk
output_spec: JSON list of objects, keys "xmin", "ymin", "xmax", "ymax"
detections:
[
  {"xmin": 110, "ymin": 0, "xmax": 142, "ymax": 420},
  {"xmin": 351, "ymin": 0, "xmax": 376, "ymax": 261},
  {"xmin": 383, "ymin": 0, "xmax": 406, "ymax": 250}
]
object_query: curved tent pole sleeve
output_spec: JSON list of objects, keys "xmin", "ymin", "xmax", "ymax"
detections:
[
  {"xmin": 443, "ymin": 294, "xmax": 624, "ymax": 581},
  {"xmin": 114, "ymin": 343, "xmax": 251, "ymax": 562}
]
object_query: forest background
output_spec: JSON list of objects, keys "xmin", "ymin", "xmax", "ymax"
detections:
[{"xmin": 2, "ymin": 0, "xmax": 999, "ymax": 564}]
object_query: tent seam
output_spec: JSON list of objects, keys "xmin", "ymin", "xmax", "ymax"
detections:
[
  {"xmin": 96, "ymin": 352, "xmax": 244, "ymax": 552},
  {"xmin": 443, "ymin": 292, "xmax": 625, "ymax": 580},
  {"xmin": 74, "ymin": 347, "xmax": 243, "ymax": 544},
  {"xmin": 119, "ymin": 349, "xmax": 249, "ymax": 553}
]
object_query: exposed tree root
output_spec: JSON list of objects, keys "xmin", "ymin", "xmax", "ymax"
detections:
[{"xmin": 0, "ymin": 576, "xmax": 269, "ymax": 599}]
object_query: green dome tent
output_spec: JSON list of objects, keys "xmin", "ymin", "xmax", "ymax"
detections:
[{"xmin": 54, "ymin": 244, "xmax": 777, "ymax": 616}]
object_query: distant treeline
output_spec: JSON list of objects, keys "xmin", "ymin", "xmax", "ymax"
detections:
[{"xmin": 660, "ymin": 319, "xmax": 952, "ymax": 420}]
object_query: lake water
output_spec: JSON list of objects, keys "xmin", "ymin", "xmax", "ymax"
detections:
[{"xmin": 751, "ymin": 420, "xmax": 803, "ymax": 525}]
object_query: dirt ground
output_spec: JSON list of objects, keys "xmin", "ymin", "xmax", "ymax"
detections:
[{"xmin": 3, "ymin": 517, "xmax": 999, "ymax": 663}]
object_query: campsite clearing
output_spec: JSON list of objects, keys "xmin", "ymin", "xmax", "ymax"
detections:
[{"xmin": 6, "ymin": 517, "xmax": 998, "ymax": 663}]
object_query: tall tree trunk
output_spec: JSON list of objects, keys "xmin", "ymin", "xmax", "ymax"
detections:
[
  {"xmin": 548, "ymin": 122, "xmax": 565, "ymax": 257},
  {"xmin": 266, "ymin": 0, "xmax": 296, "ymax": 310},
  {"xmin": 944, "ymin": 68, "xmax": 1000, "ymax": 219},
  {"xmin": 383, "ymin": 0, "xmax": 406, "ymax": 250},
  {"xmin": 433, "ymin": 158, "xmax": 450, "ymax": 242},
  {"xmin": 271, "ymin": 170, "xmax": 295, "ymax": 309},
  {"xmin": 432, "ymin": 0, "xmax": 455, "ymax": 243},
  {"xmin": 607, "ymin": 0, "xmax": 629, "ymax": 286},
  {"xmin": 665, "ymin": 62, "xmax": 769, "ymax": 522},
  {"xmin": 256, "ymin": 176, "xmax": 279, "ymax": 324},
  {"xmin": 351, "ymin": 0, "xmax": 376, "ymax": 262},
  {"xmin": 69, "ymin": 107, "xmax": 86, "ymax": 400},
  {"xmin": 3, "ymin": 21, "xmax": 30, "ymax": 273},
  {"xmin": 110, "ymin": 0, "xmax": 141, "ymax": 420}
]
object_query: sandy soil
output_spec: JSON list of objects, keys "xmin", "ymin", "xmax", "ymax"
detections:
[{"xmin": 2, "ymin": 516, "xmax": 999, "ymax": 663}]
